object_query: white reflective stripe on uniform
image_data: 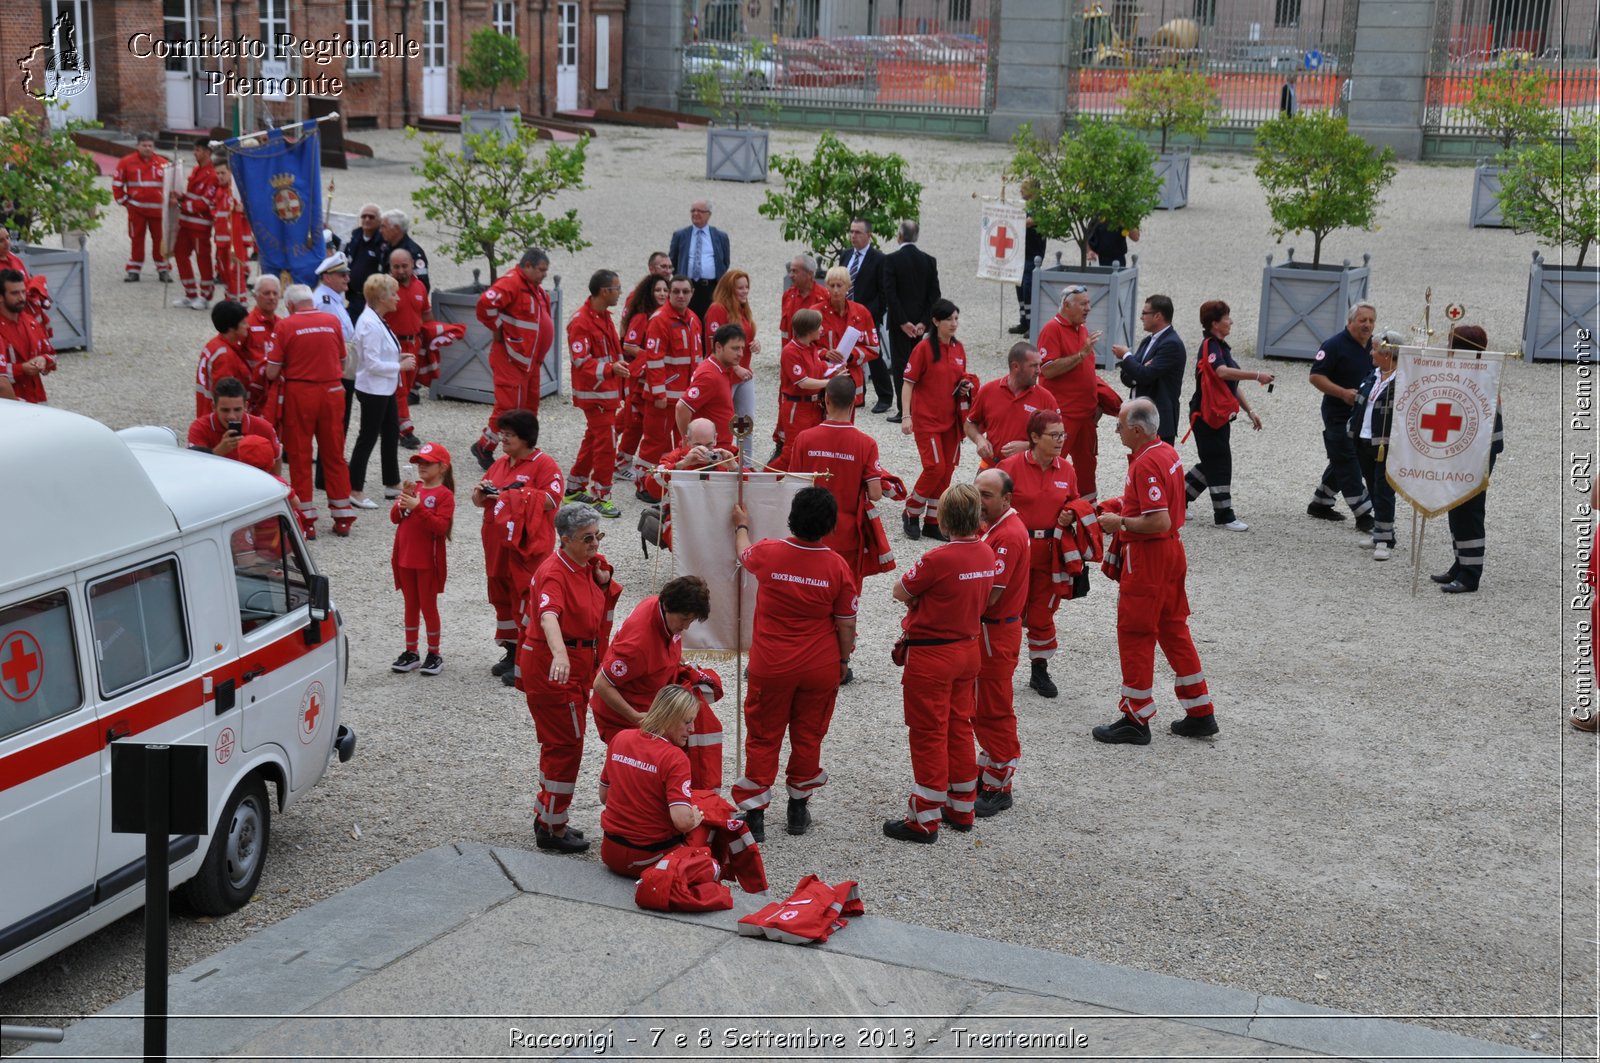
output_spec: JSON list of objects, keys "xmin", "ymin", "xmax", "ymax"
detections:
[
  {"xmin": 980, "ymin": 625, "xmax": 992, "ymax": 655},
  {"xmin": 1177, "ymin": 695, "xmax": 1212, "ymax": 710},
  {"xmin": 725, "ymin": 833, "xmax": 752, "ymax": 855},
  {"xmin": 911, "ymin": 783, "xmax": 947, "ymax": 803},
  {"xmin": 1121, "ymin": 684, "xmax": 1154, "ymax": 699},
  {"xmin": 1173, "ymin": 672, "xmax": 1205, "ymax": 687},
  {"xmin": 539, "ymin": 774, "xmax": 576, "ymax": 795},
  {"xmin": 787, "ymin": 770, "xmax": 827, "ymax": 798},
  {"xmin": 537, "ymin": 807, "xmax": 569, "ymax": 826},
  {"xmin": 1129, "ymin": 702, "xmax": 1157, "ymax": 720},
  {"xmin": 572, "ymin": 389, "xmax": 622, "ymax": 401},
  {"xmin": 930, "ymin": 436, "xmax": 941, "ymax": 465},
  {"xmin": 912, "ymin": 805, "xmax": 943, "ymax": 824},
  {"xmin": 733, "ymin": 780, "xmax": 770, "ymax": 810},
  {"xmin": 685, "ymin": 732, "xmax": 720, "ymax": 747},
  {"xmin": 501, "ymin": 313, "xmax": 542, "ymax": 331},
  {"xmin": 1453, "ymin": 538, "xmax": 1486, "ymax": 549},
  {"xmin": 1050, "ymin": 571, "xmax": 1072, "ymax": 583},
  {"xmin": 506, "ymin": 348, "xmax": 534, "ymax": 367}
]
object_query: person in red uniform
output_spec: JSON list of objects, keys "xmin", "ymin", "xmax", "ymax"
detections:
[
  {"xmin": 973, "ymin": 467, "xmax": 1032, "ymax": 817},
  {"xmin": 819, "ymin": 265, "xmax": 880, "ymax": 410},
  {"xmin": 779, "ymin": 255, "xmax": 828, "ymax": 342},
  {"xmin": 615, "ymin": 274, "xmax": 669, "ymax": 484},
  {"xmin": 884, "ymin": 483, "xmax": 995, "ymax": 843},
  {"xmin": 773, "ymin": 309, "xmax": 837, "ymax": 463},
  {"xmin": 209, "ymin": 157, "xmax": 255, "ymax": 304},
  {"xmin": 565, "ymin": 269, "xmax": 628, "ymax": 517},
  {"xmin": 170, "ymin": 138, "xmax": 218, "ymax": 310},
  {"xmin": 469, "ymin": 409, "xmax": 564, "ymax": 681},
  {"xmin": 704, "ymin": 269, "xmax": 760, "ymax": 463},
  {"xmin": 244, "ymin": 275, "xmax": 282, "ymax": 418},
  {"xmin": 640, "ymin": 276, "xmax": 703, "ymax": 471},
  {"xmin": 186, "ymin": 376, "xmax": 280, "ymax": 470},
  {"xmin": 1037, "ymin": 285, "xmax": 1107, "ymax": 500},
  {"xmin": 590, "ymin": 576, "xmax": 712, "ymax": 743},
  {"xmin": 677, "ymin": 323, "xmax": 746, "ymax": 451},
  {"xmin": 194, "ymin": 300, "xmax": 252, "ymax": 418},
  {"xmin": 899, "ymin": 298, "xmax": 966, "ymax": 540},
  {"xmin": 639, "ymin": 418, "xmax": 734, "ymax": 554},
  {"xmin": 520, "ymin": 501, "xmax": 624, "ymax": 854},
  {"xmin": 472, "ymin": 248, "xmax": 553, "ymax": 468},
  {"xmin": 786, "ymin": 375, "xmax": 885, "ymax": 593},
  {"xmin": 598, "ymin": 685, "xmax": 706, "ymax": 878},
  {"xmin": 385, "ymin": 249, "xmax": 433, "ymax": 450},
  {"xmin": 965, "ymin": 341, "xmax": 1058, "ymax": 470},
  {"xmin": 1092, "ymin": 398, "xmax": 1217, "ymax": 745},
  {"xmin": 390, "ymin": 442, "xmax": 455, "ymax": 677},
  {"xmin": 0, "ymin": 226, "xmax": 28, "ymax": 278},
  {"xmin": 729, "ymin": 488, "xmax": 858, "ymax": 840},
  {"xmin": 264, "ymin": 285, "xmax": 358, "ymax": 536},
  {"xmin": 997, "ymin": 410, "xmax": 1079, "ymax": 699},
  {"xmin": 0, "ymin": 269, "xmax": 54, "ymax": 404},
  {"xmin": 112, "ymin": 133, "xmax": 170, "ymax": 283}
]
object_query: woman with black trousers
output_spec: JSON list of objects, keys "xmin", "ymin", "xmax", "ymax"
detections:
[
  {"xmin": 1183, "ymin": 300, "xmax": 1272, "ymax": 532},
  {"xmin": 1349, "ymin": 331, "xmax": 1402, "ymax": 561},
  {"xmin": 349, "ymin": 273, "xmax": 414, "ymax": 505}
]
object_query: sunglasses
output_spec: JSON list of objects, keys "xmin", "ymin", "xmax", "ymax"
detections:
[
  {"xmin": 578, "ymin": 532, "xmax": 606, "ymax": 544},
  {"xmin": 1063, "ymin": 285, "xmax": 1088, "ymax": 295}
]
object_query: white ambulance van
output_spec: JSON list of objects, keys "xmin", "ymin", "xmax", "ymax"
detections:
[{"xmin": 0, "ymin": 402, "xmax": 354, "ymax": 984}]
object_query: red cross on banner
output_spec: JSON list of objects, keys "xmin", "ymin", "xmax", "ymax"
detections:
[
  {"xmin": 1420, "ymin": 402, "xmax": 1463, "ymax": 443},
  {"xmin": 977, "ymin": 198, "xmax": 1027, "ymax": 284},
  {"xmin": 988, "ymin": 226, "xmax": 1015, "ymax": 257}
]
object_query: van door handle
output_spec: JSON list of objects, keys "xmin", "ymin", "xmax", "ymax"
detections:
[
  {"xmin": 106, "ymin": 722, "xmax": 130, "ymax": 742},
  {"xmin": 240, "ymin": 667, "xmax": 265, "ymax": 685}
]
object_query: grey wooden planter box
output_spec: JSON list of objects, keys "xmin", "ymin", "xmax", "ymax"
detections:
[
  {"xmin": 1470, "ymin": 162, "xmax": 1507, "ymax": 229},
  {"xmin": 1255, "ymin": 250, "xmax": 1371, "ymax": 361},
  {"xmin": 22, "ymin": 235, "xmax": 91, "ymax": 351},
  {"xmin": 1028, "ymin": 253, "xmax": 1140, "ymax": 370},
  {"xmin": 1154, "ymin": 150, "xmax": 1190, "ymax": 211},
  {"xmin": 706, "ymin": 127, "xmax": 768, "ymax": 183},
  {"xmin": 1523, "ymin": 252, "xmax": 1599, "ymax": 363},
  {"xmin": 461, "ymin": 109, "xmax": 520, "ymax": 160},
  {"xmin": 429, "ymin": 271, "xmax": 563, "ymax": 403}
]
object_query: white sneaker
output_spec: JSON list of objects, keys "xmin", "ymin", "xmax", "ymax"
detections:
[
  {"xmin": 171, "ymin": 297, "xmax": 193, "ymax": 308},
  {"xmin": 1356, "ymin": 535, "xmax": 1375, "ymax": 548},
  {"xmin": 613, "ymin": 464, "xmax": 635, "ymax": 481},
  {"xmin": 1373, "ymin": 543, "xmax": 1391, "ymax": 561},
  {"xmin": 1218, "ymin": 519, "xmax": 1249, "ymax": 532},
  {"xmin": 352, "ymin": 496, "xmax": 380, "ymax": 510},
  {"xmin": 188, "ymin": 297, "xmax": 210, "ymax": 310}
]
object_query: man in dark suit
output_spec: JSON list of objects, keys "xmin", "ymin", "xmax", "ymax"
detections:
[
  {"xmin": 880, "ymin": 220, "xmax": 940, "ymax": 422},
  {"xmin": 839, "ymin": 217, "xmax": 892, "ymax": 412},
  {"xmin": 668, "ymin": 198, "xmax": 730, "ymax": 324},
  {"xmin": 1113, "ymin": 294, "xmax": 1186, "ymax": 444}
]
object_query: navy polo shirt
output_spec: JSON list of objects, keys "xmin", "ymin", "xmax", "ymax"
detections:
[{"xmin": 1309, "ymin": 328, "xmax": 1372, "ymax": 415}]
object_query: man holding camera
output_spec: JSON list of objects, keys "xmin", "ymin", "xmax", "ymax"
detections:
[{"xmin": 188, "ymin": 376, "xmax": 281, "ymax": 472}]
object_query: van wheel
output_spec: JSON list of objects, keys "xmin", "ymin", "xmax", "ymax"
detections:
[{"xmin": 180, "ymin": 775, "xmax": 271, "ymax": 916}]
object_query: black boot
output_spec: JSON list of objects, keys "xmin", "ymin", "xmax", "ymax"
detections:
[
  {"xmin": 490, "ymin": 642, "xmax": 516, "ymax": 677},
  {"xmin": 742, "ymin": 808, "xmax": 766, "ymax": 842},
  {"xmin": 786, "ymin": 797, "xmax": 811, "ymax": 836},
  {"xmin": 1029, "ymin": 659, "xmax": 1058, "ymax": 698}
]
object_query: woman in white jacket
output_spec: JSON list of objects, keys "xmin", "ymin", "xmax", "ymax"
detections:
[{"xmin": 348, "ymin": 273, "xmax": 415, "ymax": 505}]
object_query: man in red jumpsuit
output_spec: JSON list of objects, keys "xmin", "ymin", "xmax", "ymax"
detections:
[
  {"xmin": 384, "ymin": 248, "xmax": 433, "ymax": 449},
  {"xmin": 786, "ymin": 375, "xmax": 884, "ymax": 596},
  {"xmin": 112, "ymin": 133, "xmax": 170, "ymax": 283},
  {"xmin": 566, "ymin": 268, "xmax": 628, "ymax": 517},
  {"xmin": 264, "ymin": 285, "xmax": 358, "ymax": 536},
  {"xmin": 194, "ymin": 300, "xmax": 252, "ymax": 418},
  {"xmin": 0, "ymin": 269, "xmax": 54, "ymax": 404},
  {"xmin": 1092, "ymin": 398, "xmax": 1217, "ymax": 745},
  {"xmin": 973, "ymin": 467, "xmax": 1031, "ymax": 816},
  {"xmin": 473, "ymin": 248, "xmax": 553, "ymax": 468},
  {"xmin": 677, "ymin": 322, "xmax": 746, "ymax": 451},
  {"xmin": 1037, "ymin": 285, "xmax": 1106, "ymax": 500},
  {"xmin": 210, "ymin": 158, "xmax": 255, "ymax": 304},
  {"xmin": 187, "ymin": 376, "xmax": 281, "ymax": 470},
  {"xmin": 170, "ymin": 138, "xmax": 217, "ymax": 310},
  {"xmin": 964, "ymin": 341, "xmax": 1058, "ymax": 469},
  {"xmin": 641, "ymin": 276, "xmax": 702, "ymax": 472},
  {"xmin": 779, "ymin": 255, "xmax": 827, "ymax": 342},
  {"xmin": 244, "ymin": 275, "xmax": 282, "ymax": 418}
]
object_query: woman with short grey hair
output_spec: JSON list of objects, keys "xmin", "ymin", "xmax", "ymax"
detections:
[{"xmin": 518, "ymin": 501, "xmax": 621, "ymax": 855}]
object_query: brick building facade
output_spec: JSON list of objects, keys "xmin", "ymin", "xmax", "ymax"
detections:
[{"xmin": 2, "ymin": 1, "xmax": 627, "ymax": 135}]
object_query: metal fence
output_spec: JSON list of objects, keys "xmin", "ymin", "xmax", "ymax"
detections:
[
  {"xmin": 1066, "ymin": 0, "xmax": 1357, "ymax": 130},
  {"xmin": 1424, "ymin": 0, "xmax": 1599, "ymax": 136}
]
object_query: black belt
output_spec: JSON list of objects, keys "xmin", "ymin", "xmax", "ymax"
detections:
[
  {"xmin": 563, "ymin": 638, "xmax": 597, "ymax": 648},
  {"xmin": 604, "ymin": 831, "xmax": 684, "ymax": 852},
  {"xmin": 903, "ymin": 636, "xmax": 972, "ymax": 646},
  {"xmin": 396, "ymin": 333, "xmax": 420, "ymax": 342},
  {"xmin": 981, "ymin": 616, "xmax": 1018, "ymax": 625},
  {"xmin": 1030, "ymin": 529, "xmax": 1058, "ymax": 539},
  {"xmin": 780, "ymin": 392, "xmax": 817, "ymax": 403},
  {"xmin": 690, "ymin": 278, "xmax": 715, "ymax": 286}
]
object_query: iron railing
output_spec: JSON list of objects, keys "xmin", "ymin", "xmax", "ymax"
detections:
[{"xmin": 1424, "ymin": 0, "xmax": 1599, "ymax": 137}]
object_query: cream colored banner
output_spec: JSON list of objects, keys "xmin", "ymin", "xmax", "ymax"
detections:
[{"xmin": 1387, "ymin": 346, "xmax": 1504, "ymax": 518}]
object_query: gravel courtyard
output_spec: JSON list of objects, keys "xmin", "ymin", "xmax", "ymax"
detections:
[{"xmin": 2, "ymin": 123, "xmax": 1592, "ymax": 1057}]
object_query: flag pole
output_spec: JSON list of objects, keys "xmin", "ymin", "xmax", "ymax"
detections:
[
  {"xmin": 734, "ymin": 462, "xmax": 746, "ymax": 782},
  {"xmin": 210, "ymin": 113, "xmax": 340, "ymax": 149}
]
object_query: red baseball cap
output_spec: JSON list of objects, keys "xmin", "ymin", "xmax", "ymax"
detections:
[
  {"xmin": 234, "ymin": 436, "xmax": 278, "ymax": 471},
  {"xmin": 410, "ymin": 442, "xmax": 451, "ymax": 465}
]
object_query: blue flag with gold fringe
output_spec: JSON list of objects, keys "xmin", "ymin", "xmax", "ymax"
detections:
[{"xmin": 225, "ymin": 122, "xmax": 326, "ymax": 286}]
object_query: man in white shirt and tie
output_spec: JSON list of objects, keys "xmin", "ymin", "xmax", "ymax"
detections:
[{"xmin": 668, "ymin": 199, "xmax": 731, "ymax": 329}]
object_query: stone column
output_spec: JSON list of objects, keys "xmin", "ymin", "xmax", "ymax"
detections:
[
  {"xmin": 623, "ymin": 0, "xmax": 684, "ymax": 112},
  {"xmin": 987, "ymin": 0, "xmax": 1070, "ymax": 143},
  {"xmin": 1344, "ymin": 0, "xmax": 1434, "ymax": 160}
]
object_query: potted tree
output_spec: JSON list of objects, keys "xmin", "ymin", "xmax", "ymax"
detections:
[
  {"xmin": 1119, "ymin": 65, "xmax": 1220, "ymax": 210},
  {"xmin": 1253, "ymin": 111, "xmax": 1396, "ymax": 360},
  {"xmin": 756, "ymin": 130, "xmax": 923, "ymax": 265},
  {"xmin": 407, "ymin": 125, "xmax": 590, "ymax": 401},
  {"xmin": 1499, "ymin": 113, "xmax": 1598, "ymax": 361},
  {"xmin": 459, "ymin": 26, "xmax": 528, "ymax": 157},
  {"xmin": 1007, "ymin": 120, "xmax": 1160, "ymax": 366},
  {"xmin": 1460, "ymin": 60, "xmax": 1557, "ymax": 229},
  {"xmin": 685, "ymin": 39, "xmax": 780, "ymax": 182},
  {"xmin": 0, "ymin": 104, "xmax": 111, "ymax": 350}
]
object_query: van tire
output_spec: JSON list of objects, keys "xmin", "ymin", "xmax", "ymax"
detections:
[{"xmin": 180, "ymin": 775, "xmax": 271, "ymax": 916}]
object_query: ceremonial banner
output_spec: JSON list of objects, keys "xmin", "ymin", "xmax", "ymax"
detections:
[
  {"xmin": 977, "ymin": 199, "xmax": 1026, "ymax": 283},
  {"xmin": 157, "ymin": 155, "xmax": 183, "ymax": 262},
  {"xmin": 227, "ymin": 124, "xmax": 326, "ymax": 286},
  {"xmin": 670, "ymin": 472, "xmax": 810, "ymax": 654},
  {"xmin": 1387, "ymin": 346, "xmax": 1504, "ymax": 517}
]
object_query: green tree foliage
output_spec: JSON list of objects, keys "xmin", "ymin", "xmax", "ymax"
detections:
[
  {"xmin": 757, "ymin": 131, "xmax": 922, "ymax": 258},
  {"xmin": 459, "ymin": 26, "xmax": 528, "ymax": 110},
  {"xmin": 686, "ymin": 40, "xmax": 780, "ymax": 129},
  {"xmin": 1499, "ymin": 114, "xmax": 1599, "ymax": 267},
  {"xmin": 1008, "ymin": 120, "xmax": 1160, "ymax": 268},
  {"xmin": 1120, "ymin": 66, "xmax": 1221, "ymax": 153},
  {"xmin": 1253, "ymin": 111, "xmax": 1396, "ymax": 266},
  {"xmin": 0, "ymin": 105, "xmax": 111, "ymax": 241},
  {"xmin": 1461, "ymin": 64, "xmax": 1558, "ymax": 154},
  {"xmin": 408, "ymin": 126, "xmax": 589, "ymax": 282}
]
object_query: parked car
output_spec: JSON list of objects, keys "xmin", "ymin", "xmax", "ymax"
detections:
[{"xmin": 683, "ymin": 41, "xmax": 779, "ymax": 90}]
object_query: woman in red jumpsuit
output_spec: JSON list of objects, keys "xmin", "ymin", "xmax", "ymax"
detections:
[
  {"xmin": 598, "ymin": 685, "xmax": 706, "ymax": 877},
  {"xmin": 616, "ymin": 274, "xmax": 668, "ymax": 484},
  {"xmin": 997, "ymin": 409, "xmax": 1078, "ymax": 700},
  {"xmin": 899, "ymin": 299, "xmax": 966, "ymax": 541}
]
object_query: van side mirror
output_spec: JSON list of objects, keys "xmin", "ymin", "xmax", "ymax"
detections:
[{"xmin": 308, "ymin": 574, "xmax": 330, "ymax": 622}]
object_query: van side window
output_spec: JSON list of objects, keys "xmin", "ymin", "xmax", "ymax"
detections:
[
  {"xmin": 0, "ymin": 591, "xmax": 83, "ymax": 740},
  {"xmin": 88, "ymin": 559, "xmax": 191, "ymax": 697},
  {"xmin": 230, "ymin": 516, "xmax": 312, "ymax": 635}
]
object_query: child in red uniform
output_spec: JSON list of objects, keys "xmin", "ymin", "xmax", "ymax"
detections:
[{"xmin": 391, "ymin": 442, "xmax": 455, "ymax": 676}]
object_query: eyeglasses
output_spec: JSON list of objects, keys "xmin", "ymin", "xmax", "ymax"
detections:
[
  {"xmin": 1042, "ymin": 431, "xmax": 1067, "ymax": 440},
  {"xmin": 578, "ymin": 532, "xmax": 606, "ymax": 544}
]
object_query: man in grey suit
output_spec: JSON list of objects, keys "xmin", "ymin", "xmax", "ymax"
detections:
[
  {"xmin": 668, "ymin": 198, "xmax": 731, "ymax": 325},
  {"xmin": 1113, "ymin": 294, "xmax": 1186, "ymax": 444},
  {"xmin": 880, "ymin": 220, "xmax": 940, "ymax": 422},
  {"xmin": 838, "ymin": 217, "xmax": 893, "ymax": 412}
]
